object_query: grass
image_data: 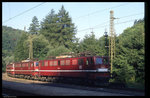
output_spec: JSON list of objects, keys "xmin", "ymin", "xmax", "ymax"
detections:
[{"xmin": 126, "ymin": 82, "xmax": 145, "ymax": 91}]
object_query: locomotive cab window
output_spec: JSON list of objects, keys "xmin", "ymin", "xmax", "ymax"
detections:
[
  {"xmin": 95, "ymin": 58, "xmax": 102, "ymax": 65},
  {"xmin": 36, "ymin": 62, "xmax": 39, "ymax": 66},
  {"xmin": 103, "ymin": 58, "xmax": 108, "ymax": 64}
]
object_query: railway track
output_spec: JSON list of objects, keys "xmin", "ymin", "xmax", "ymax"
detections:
[
  {"xmin": 7, "ymin": 73, "xmax": 144, "ymax": 93},
  {"xmin": 2, "ymin": 80, "xmax": 133, "ymax": 96},
  {"xmin": 2, "ymin": 73, "xmax": 144, "ymax": 96}
]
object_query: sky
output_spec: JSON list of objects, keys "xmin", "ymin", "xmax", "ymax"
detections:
[{"xmin": 2, "ymin": 2, "xmax": 144, "ymax": 41}]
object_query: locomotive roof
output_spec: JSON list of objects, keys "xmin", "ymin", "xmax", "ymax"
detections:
[
  {"xmin": 7, "ymin": 56, "xmax": 109, "ymax": 65},
  {"xmin": 40, "ymin": 56, "xmax": 109, "ymax": 61}
]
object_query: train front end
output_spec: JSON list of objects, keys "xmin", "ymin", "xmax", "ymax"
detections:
[
  {"xmin": 93, "ymin": 56, "xmax": 111, "ymax": 83},
  {"xmin": 6, "ymin": 63, "xmax": 15, "ymax": 77}
]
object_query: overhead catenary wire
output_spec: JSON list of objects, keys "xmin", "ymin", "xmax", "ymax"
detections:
[
  {"xmin": 3, "ymin": 3, "xmax": 140, "ymax": 27},
  {"xmin": 41, "ymin": 11, "xmax": 144, "ymax": 28},
  {"xmin": 3, "ymin": 2, "xmax": 129, "ymax": 24},
  {"xmin": 77, "ymin": 12, "xmax": 144, "ymax": 33},
  {"xmin": 39, "ymin": 3, "xmax": 130, "ymax": 28},
  {"xmin": 3, "ymin": 3, "xmax": 144, "ymax": 33},
  {"xmin": 3, "ymin": 2, "xmax": 46, "ymax": 23},
  {"xmin": 118, "ymin": 12, "xmax": 144, "ymax": 19},
  {"xmin": 77, "ymin": 19, "xmax": 140, "ymax": 33},
  {"xmin": 74, "ymin": 3, "xmax": 130, "ymax": 20}
]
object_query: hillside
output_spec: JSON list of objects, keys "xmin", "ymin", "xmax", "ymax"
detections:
[
  {"xmin": 2, "ymin": 26, "xmax": 24, "ymax": 51},
  {"xmin": 2, "ymin": 26, "xmax": 24, "ymax": 72}
]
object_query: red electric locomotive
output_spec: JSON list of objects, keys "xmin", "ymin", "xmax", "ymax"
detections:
[
  {"xmin": 38, "ymin": 56, "xmax": 110, "ymax": 84},
  {"xmin": 6, "ymin": 60, "xmax": 39, "ymax": 79},
  {"xmin": 6, "ymin": 56, "xmax": 111, "ymax": 85}
]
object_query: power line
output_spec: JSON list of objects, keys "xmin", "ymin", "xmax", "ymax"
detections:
[
  {"xmin": 77, "ymin": 19, "xmax": 138, "ymax": 33},
  {"xmin": 92, "ymin": 20, "xmax": 109, "ymax": 28},
  {"xmin": 118, "ymin": 12, "xmax": 144, "ymax": 19},
  {"xmin": 115, "ymin": 19, "xmax": 137, "ymax": 25},
  {"xmin": 3, "ymin": 2, "xmax": 46, "ymax": 23},
  {"xmin": 77, "ymin": 12, "xmax": 144, "ymax": 32},
  {"xmin": 74, "ymin": 3, "xmax": 129, "ymax": 20},
  {"xmin": 3, "ymin": 3, "xmax": 142, "ymax": 27},
  {"xmin": 77, "ymin": 21, "xmax": 109, "ymax": 32},
  {"xmin": 5, "ymin": 10, "xmax": 141, "ymax": 31}
]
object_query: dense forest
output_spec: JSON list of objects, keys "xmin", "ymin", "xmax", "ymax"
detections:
[
  {"xmin": 2, "ymin": 5, "xmax": 145, "ymax": 89},
  {"xmin": 2, "ymin": 26, "xmax": 25, "ymax": 72}
]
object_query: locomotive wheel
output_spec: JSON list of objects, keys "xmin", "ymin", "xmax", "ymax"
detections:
[
  {"xmin": 28, "ymin": 76, "xmax": 32, "ymax": 80},
  {"xmin": 42, "ymin": 77, "xmax": 46, "ymax": 82},
  {"xmin": 31, "ymin": 76, "xmax": 34, "ymax": 80},
  {"xmin": 47, "ymin": 77, "xmax": 52, "ymax": 82},
  {"xmin": 27, "ymin": 76, "xmax": 30, "ymax": 80},
  {"xmin": 20, "ymin": 75, "xmax": 23, "ymax": 79},
  {"xmin": 25, "ymin": 76, "xmax": 28, "ymax": 79},
  {"xmin": 52, "ymin": 77, "xmax": 56, "ymax": 83},
  {"xmin": 34, "ymin": 75, "xmax": 39, "ymax": 81},
  {"xmin": 38, "ymin": 76, "xmax": 42, "ymax": 81},
  {"xmin": 45, "ymin": 77, "xmax": 49, "ymax": 82},
  {"xmin": 14, "ymin": 75, "xmax": 17, "ymax": 78},
  {"xmin": 40, "ymin": 77, "xmax": 44, "ymax": 81}
]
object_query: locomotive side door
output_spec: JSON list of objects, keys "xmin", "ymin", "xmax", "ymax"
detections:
[
  {"xmin": 78, "ymin": 58, "xmax": 84, "ymax": 70},
  {"xmin": 85, "ymin": 57, "xmax": 95, "ymax": 79},
  {"xmin": 85, "ymin": 57, "xmax": 94, "ymax": 69},
  {"xmin": 34, "ymin": 61, "xmax": 39, "ymax": 77}
]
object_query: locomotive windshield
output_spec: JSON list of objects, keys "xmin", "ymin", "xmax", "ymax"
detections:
[
  {"xmin": 95, "ymin": 58, "xmax": 103, "ymax": 64},
  {"xmin": 36, "ymin": 62, "xmax": 39, "ymax": 66},
  {"xmin": 95, "ymin": 57, "xmax": 109, "ymax": 65}
]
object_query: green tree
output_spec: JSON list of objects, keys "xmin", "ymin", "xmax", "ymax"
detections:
[
  {"xmin": 2, "ymin": 57, "xmax": 6, "ymax": 72},
  {"xmin": 78, "ymin": 33, "xmax": 106, "ymax": 56},
  {"xmin": 47, "ymin": 45, "xmax": 71, "ymax": 57},
  {"xmin": 113, "ymin": 49, "xmax": 136, "ymax": 83},
  {"xmin": 113, "ymin": 19, "xmax": 144, "ymax": 85},
  {"xmin": 14, "ymin": 32, "xmax": 29, "ymax": 61},
  {"xmin": 2, "ymin": 26, "xmax": 23, "ymax": 71},
  {"xmin": 40, "ymin": 9, "xmax": 59, "ymax": 47},
  {"xmin": 56, "ymin": 5, "xmax": 77, "ymax": 48},
  {"xmin": 40, "ymin": 6, "xmax": 77, "ymax": 49},
  {"xmin": 32, "ymin": 34, "xmax": 50, "ymax": 60},
  {"xmin": 28, "ymin": 16, "xmax": 40, "ymax": 34},
  {"xmin": 98, "ymin": 36, "xmax": 108, "ymax": 56},
  {"xmin": 2, "ymin": 26, "xmax": 23, "ymax": 52}
]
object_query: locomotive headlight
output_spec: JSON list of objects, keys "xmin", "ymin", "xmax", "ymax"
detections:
[
  {"xmin": 35, "ymin": 69, "xmax": 39, "ymax": 72},
  {"xmin": 97, "ymin": 68, "xmax": 108, "ymax": 72}
]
